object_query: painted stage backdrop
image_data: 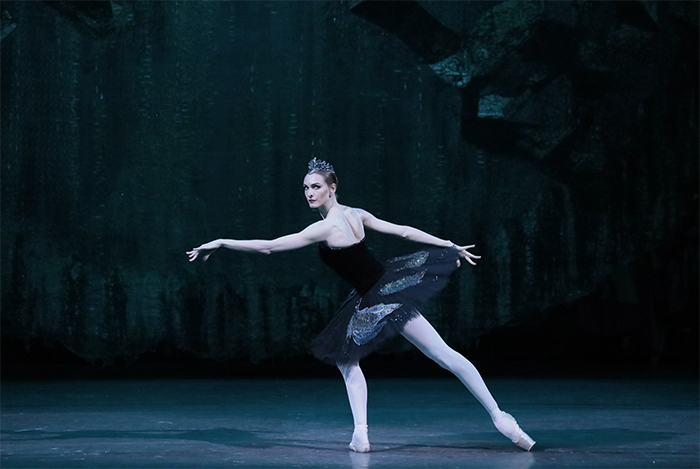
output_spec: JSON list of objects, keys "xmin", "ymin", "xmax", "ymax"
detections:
[{"xmin": 1, "ymin": 1, "xmax": 697, "ymax": 366}]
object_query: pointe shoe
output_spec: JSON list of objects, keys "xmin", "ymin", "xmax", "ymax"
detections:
[
  {"xmin": 493, "ymin": 411, "xmax": 536, "ymax": 451},
  {"xmin": 349, "ymin": 424, "xmax": 370, "ymax": 453}
]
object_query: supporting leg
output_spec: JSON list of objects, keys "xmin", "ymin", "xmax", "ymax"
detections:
[
  {"xmin": 337, "ymin": 362, "xmax": 370, "ymax": 452},
  {"xmin": 401, "ymin": 315, "xmax": 535, "ymax": 450}
]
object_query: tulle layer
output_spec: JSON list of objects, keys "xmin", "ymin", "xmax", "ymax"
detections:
[{"xmin": 310, "ymin": 246, "xmax": 460, "ymax": 365}]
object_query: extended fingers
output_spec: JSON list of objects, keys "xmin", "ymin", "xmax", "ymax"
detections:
[
  {"xmin": 458, "ymin": 250, "xmax": 480, "ymax": 258},
  {"xmin": 187, "ymin": 249, "xmax": 200, "ymax": 262},
  {"xmin": 459, "ymin": 247, "xmax": 480, "ymax": 266}
]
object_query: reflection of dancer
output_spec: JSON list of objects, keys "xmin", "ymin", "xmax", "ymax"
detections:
[{"xmin": 187, "ymin": 158, "xmax": 535, "ymax": 452}]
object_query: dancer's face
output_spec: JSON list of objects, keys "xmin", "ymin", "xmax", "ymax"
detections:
[{"xmin": 303, "ymin": 173, "xmax": 334, "ymax": 209}]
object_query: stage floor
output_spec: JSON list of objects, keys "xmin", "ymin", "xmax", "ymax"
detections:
[{"xmin": 1, "ymin": 377, "xmax": 697, "ymax": 468}]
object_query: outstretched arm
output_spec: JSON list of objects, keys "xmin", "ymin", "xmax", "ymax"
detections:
[
  {"xmin": 356, "ymin": 208, "xmax": 481, "ymax": 266},
  {"xmin": 187, "ymin": 220, "xmax": 331, "ymax": 262}
]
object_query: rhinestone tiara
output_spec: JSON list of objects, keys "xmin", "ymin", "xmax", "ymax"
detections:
[{"xmin": 307, "ymin": 157, "xmax": 335, "ymax": 174}]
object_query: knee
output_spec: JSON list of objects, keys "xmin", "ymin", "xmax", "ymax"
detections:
[{"xmin": 429, "ymin": 347, "xmax": 463, "ymax": 372}]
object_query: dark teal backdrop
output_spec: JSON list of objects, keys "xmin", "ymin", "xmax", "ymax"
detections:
[{"xmin": 1, "ymin": 1, "xmax": 697, "ymax": 369}]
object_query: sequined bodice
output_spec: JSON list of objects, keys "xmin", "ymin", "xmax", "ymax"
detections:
[{"xmin": 318, "ymin": 240, "xmax": 386, "ymax": 295}]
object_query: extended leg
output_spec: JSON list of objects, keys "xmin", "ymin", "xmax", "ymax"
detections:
[
  {"xmin": 337, "ymin": 363, "xmax": 370, "ymax": 452},
  {"xmin": 401, "ymin": 315, "xmax": 535, "ymax": 450}
]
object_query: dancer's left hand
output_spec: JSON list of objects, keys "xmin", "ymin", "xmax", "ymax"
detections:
[{"xmin": 452, "ymin": 244, "xmax": 480, "ymax": 266}]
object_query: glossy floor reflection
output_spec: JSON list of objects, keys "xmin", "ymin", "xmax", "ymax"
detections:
[{"xmin": 1, "ymin": 377, "xmax": 697, "ymax": 468}]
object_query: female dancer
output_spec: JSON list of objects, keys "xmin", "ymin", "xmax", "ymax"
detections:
[{"xmin": 187, "ymin": 158, "xmax": 535, "ymax": 452}]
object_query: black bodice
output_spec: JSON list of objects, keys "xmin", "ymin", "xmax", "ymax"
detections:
[{"xmin": 318, "ymin": 240, "xmax": 386, "ymax": 295}]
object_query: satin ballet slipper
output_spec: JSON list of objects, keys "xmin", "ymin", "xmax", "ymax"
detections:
[
  {"xmin": 493, "ymin": 411, "xmax": 536, "ymax": 451},
  {"xmin": 349, "ymin": 424, "xmax": 370, "ymax": 453}
]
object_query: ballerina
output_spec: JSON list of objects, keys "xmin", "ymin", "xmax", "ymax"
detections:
[{"xmin": 187, "ymin": 157, "xmax": 535, "ymax": 452}]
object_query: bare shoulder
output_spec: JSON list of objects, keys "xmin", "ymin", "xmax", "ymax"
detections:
[
  {"xmin": 305, "ymin": 218, "xmax": 332, "ymax": 231},
  {"xmin": 299, "ymin": 218, "xmax": 334, "ymax": 239},
  {"xmin": 351, "ymin": 207, "xmax": 373, "ymax": 220}
]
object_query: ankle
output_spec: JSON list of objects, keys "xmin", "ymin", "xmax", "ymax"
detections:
[
  {"xmin": 354, "ymin": 425, "xmax": 368, "ymax": 437},
  {"xmin": 353, "ymin": 424, "xmax": 368, "ymax": 436}
]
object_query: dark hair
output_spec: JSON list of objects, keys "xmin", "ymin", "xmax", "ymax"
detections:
[{"xmin": 309, "ymin": 168, "xmax": 338, "ymax": 188}]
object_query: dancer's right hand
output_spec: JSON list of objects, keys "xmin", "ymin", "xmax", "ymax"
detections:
[{"xmin": 187, "ymin": 240, "xmax": 221, "ymax": 262}]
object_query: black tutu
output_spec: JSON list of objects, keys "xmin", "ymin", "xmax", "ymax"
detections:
[{"xmin": 310, "ymin": 246, "xmax": 460, "ymax": 365}]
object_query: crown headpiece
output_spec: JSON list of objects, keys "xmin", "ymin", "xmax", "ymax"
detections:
[{"xmin": 307, "ymin": 157, "xmax": 334, "ymax": 174}]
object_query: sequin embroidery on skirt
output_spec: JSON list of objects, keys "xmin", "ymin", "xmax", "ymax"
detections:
[{"xmin": 310, "ymin": 246, "xmax": 460, "ymax": 365}]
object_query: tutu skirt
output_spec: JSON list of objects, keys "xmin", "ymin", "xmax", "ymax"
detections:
[{"xmin": 310, "ymin": 246, "xmax": 460, "ymax": 365}]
